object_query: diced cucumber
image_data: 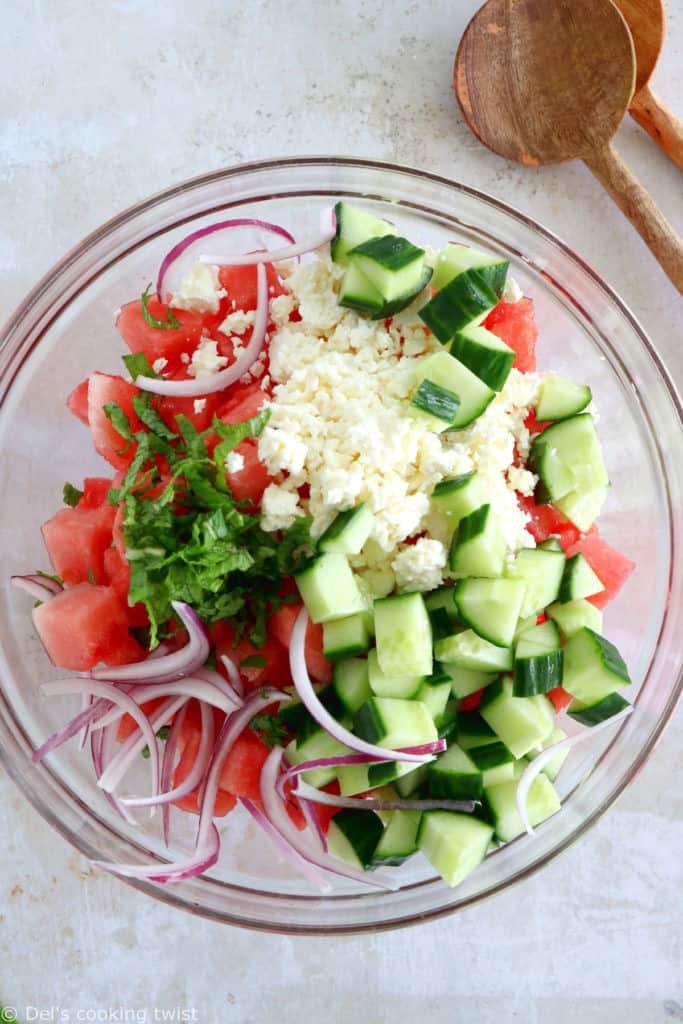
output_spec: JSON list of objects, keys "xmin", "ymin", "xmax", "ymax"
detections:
[
  {"xmin": 450, "ymin": 504, "xmax": 506, "ymax": 578},
  {"xmin": 327, "ymin": 808, "xmax": 384, "ymax": 868},
  {"xmin": 431, "ymin": 244, "xmax": 509, "ymax": 295},
  {"xmin": 415, "ymin": 675, "xmax": 453, "ymax": 722},
  {"xmin": 513, "ymin": 620, "xmax": 563, "ymax": 697},
  {"xmin": 367, "ymin": 648, "xmax": 423, "ymax": 700},
  {"xmin": 481, "ymin": 757, "xmax": 525, "ymax": 788},
  {"xmin": 353, "ymin": 696, "xmax": 438, "ymax": 749},
  {"xmin": 333, "ymin": 657, "xmax": 372, "ymax": 715},
  {"xmin": 568, "ymin": 692, "xmax": 631, "ymax": 726},
  {"xmin": 429, "ymin": 607, "xmax": 455, "ymax": 641},
  {"xmin": 562, "ymin": 627, "xmax": 631, "ymax": 703},
  {"xmin": 455, "ymin": 709, "xmax": 498, "ymax": 750},
  {"xmin": 323, "ymin": 612, "xmax": 372, "ymax": 661},
  {"xmin": 370, "ymin": 810, "xmax": 422, "ymax": 867},
  {"xmin": 331, "ymin": 201, "xmax": 396, "ymax": 265},
  {"xmin": 411, "ymin": 351, "xmax": 494, "ymax": 430},
  {"xmin": 295, "ymin": 553, "xmax": 366, "ymax": 624},
  {"xmin": 547, "ymin": 598, "xmax": 603, "ymax": 638},
  {"xmin": 454, "ymin": 577, "xmax": 527, "ymax": 648},
  {"xmin": 336, "ymin": 758, "xmax": 415, "ymax": 796},
  {"xmin": 428, "ymin": 743, "xmax": 483, "ymax": 800},
  {"xmin": 395, "ymin": 763, "xmax": 430, "ymax": 798},
  {"xmin": 338, "ymin": 262, "xmax": 385, "ymax": 315},
  {"xmin": 371, "ymin": 265, "xmax": 432, "ymax": 319},
  {"xmin": 556, "ymin": 485, "xmax": 609, "ymax": 533},
  {"xmin": 435, "ymin": 699, "xmax": 459, "ymax": 742},
  {"xmin": 505, "ymin": 547, "xmax": 565, "ymax": 618},
  {"xmin": 538, "ymin": 537, "xmax": 563, "ymax": 552},
  {"xmin": 318, "ymin": 503, "xmax": 374, "ymax": 556},
  {"xmin": 467, "ymin": 740, "xmax": 515, "ymax": 772},
  {"xmin": 482, "ymin": 774, "xmax": 561, "ymax": 842},
  {"xmin": 480, "ymin": 677, "xmax": 555, "ymax": 758},
  {"xmin": 441, "ymin": 663, "xmax": 497, "ymax": 699},
  {"xmin": 534, "ymin": 372, "xmax": 592, "ymax": 422},
  {"xmin": 424, "ymin": 585, "xmax": 459, "ymax": 620},
  {"xmin": 431, "ymin": 471, "xmax": 484, "ymax": 525},
  {"xmin": 435, "ymin": 630, "xmax": 513, "ymax": 673},
  {"xmin": 410, "ymin": 379, "xmax": 460, "ymax": 432},
  {"xmin": 530, "ymin": 415, "xmax": 609, "ymax": 527},
  {"xmin": 528, "ymin": 725, "xmax": 569, "ymax": 782},
  {"xmin": 418, "ymin": 811, "xmax": 493, "ymax": 887},
  {"xmin": 278, "ymin": 684, "xmax": 343, "ymax": 744},
  {"xmin": 286, "ymin": 728, "xmax": 353, "ymax": 788},
  {"xmin": 374, "ymin": 592, "xmax": 433, "ymax": 678},
  {"xmin": 450, "ymin": 323, "xmax": 514, "ymax": 391},
  {"xmin": 558, "ymin": 553, "xmax": 604, "ymax": 603},
  {"xmin": 513, "ymin": 613, "xmax": 539, "ymax": 641},
  {"xmin": 350, "ymin": 235, "xmax": 427, "ymax": 303}
]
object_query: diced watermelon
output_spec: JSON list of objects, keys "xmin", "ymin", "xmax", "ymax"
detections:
[
  {"xmin": 153, "ymin": 387, "xmax": 220, "ymax": 434},
  {"xmin": 547, "ymin": 687, "xmax": 573, "ymax": 712},
  {"xmin": 217, "ymin": 263, "xmax": 285, "ymax": 314},
  {"xmin": 41, "ymin": 503, "xmax": 116, "ymax": 586},
  {"xmin": 216, "ymin": 381, "xmax": 268, "ymax": 425},
  {"xmin": 224, "ymin": 439, "xmax": 273, "ymax": 506},
  {"xmin": 32, "ymin": 583, "xmax": 132, "ymax": 671},
  {"xmin": 219, "ymin": 728, "xmax": 270, "ymax": 801},
  {"xmin": 102, "ymin": 546, "xmax": 149, "ymax": 627},
  {"xmin": 484, "ymin": 297, "xmax": 538, "ymax": 373},
  {"xmin": 460, "ymin": 688, "xmax": 484, "ymax": 711},
  {"xmin": 67, "ymin": 379, "xmax": 90, "ymax": 425},
  {"xmin": 269, "ymin": 602, "xmax": 332, "ymax": 683},
  {"xmin": 79, "ymin": 477, "xmax": 113, "ymax": 509},
  {"xmin": 518, "ymin": 495, "xmax": 580, "ymax": 551},
  {"xmin": 116, "ymin": 296, "xmax": 204, "ymax": 374},
  {"xmin": 210, "ymin": 621, "xmax": 292, "ymax": 691},
  {"xmin": 565, "ymin": 527, "xmax": 635, "ymax": 609},
  {"xmin": 173, "ymin": 725, "xmax": 237, "ymax": 817},
  {"xmin": 117, "ymin": 698, "xmax": 167, "ymax": 742},
  {"xmin": 87, "ymin": 373, "xmax": 143, "ymax": 470}
]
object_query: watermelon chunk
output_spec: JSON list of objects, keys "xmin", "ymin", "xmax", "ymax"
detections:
[
  {"xmin": 484, "ymin": 297, "xmax": 538, "ymax": 373},
  {"xmin": 66, "ymin": 378, "xmax": 90, "ymax": 425},
  {"xmin": 41, "ymin": 503, "xmax": 115, "ymax": 586},
  {"xmin": 32, "ymin": 583, "xmax": 132, "ymax": 671},
  {"xmin": 87, "ymin": 372, "xmax": 143, "ymax": 470},
  {"xmin": 517, "ymin": 495, "xmax": 580, "ymax": 551},
  {"xmin": 116, "ymin": 296, "xmax": 204, "ymax": 374},
  {"xmin": 565, "ymin": 527, "xmax": 635, "ymax": 609}
]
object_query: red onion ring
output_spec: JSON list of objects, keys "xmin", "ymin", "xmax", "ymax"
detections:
[
  {"xmin": 219, "ymin": 654, "xmax": 244, "ymax": 700},
  {"xmin": 290, "ymin": 608, "xmax": 443, "ymax": 765},
  {"xmin": 516, "ymin": 704, "xmax": 633, "ymax": 835},
  {"xmin": 92, "ymin": 721, "xmax": 137, "ymax": 825},
  {"xmin": 91, "ymin": 602, "xmax": 209, "ymax": 684},
  {"xmin": 241, "ymin": 797, "xmax": 329, "ymax": 884},
  {"xmin": 135, "ymin": 263, "xmax": 269, "ymax": 398},
  {"xmin": 32, "ymin": 695, "xmax": 111, "ymax": 762},
  {"xmin": 259, "ymin": 745, "xmax": 398, "ymax": 891},
  {"xmin": 195, "ymin": 666, "xmax": 243, "ymax": 708},
  {"xmin": 93, "ymin": 823, "xmax": 221, "ymax": 884},
  {"xmin": 294, "ymin": 779, "xmax": 475, "ymax": 814},
  {"xmin": 97, "ymin": 695, "xmax": 187, "ymax": 795},
  {"xmin": 159, "ymin": 702, "xmax": 188, "ymax": 845},
  {"xmin": 90, "ymin": 677, "xmax": 237, "ymax": 732},
  {"xmin": 277, "ymin": 746, "xmax": 446, "ymax": 800},
  {"xmin": 155, "ymin": 218, "xmax": 296, "ymax": 300},
  {"xmin": 11, "ymin": 574, "xmax": 62, "ymax": 601},
  {"xmin": 199, "ymin": 208, "xmax": 335, "ymax": 268},
  {"xmin": 299, "ymin": 796, "xmax": 328, "ymax": 854}
]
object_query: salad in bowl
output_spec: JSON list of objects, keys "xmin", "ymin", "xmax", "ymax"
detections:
[{"xmin": 11, "ymin": 199, "xmax": 637, "ymax": 893}]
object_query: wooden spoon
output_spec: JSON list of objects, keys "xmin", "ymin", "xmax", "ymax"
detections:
[
  {"xmin": 613, "ymin": 0, "xmax": 683, "ymax": 168},
  {"xmin": 454, "ymin": 0, "xmax": 683, "ymax": 292}
]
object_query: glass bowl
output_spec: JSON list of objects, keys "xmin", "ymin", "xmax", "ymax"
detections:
[{"xmin": 0, "ymin": 158, "xmax": 681, "ymax": 934}]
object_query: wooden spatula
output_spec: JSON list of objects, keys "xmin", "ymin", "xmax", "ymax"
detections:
[
  {"xmin": 613, "ymin": 0, "xmax": 683, "ymax": 169},
  {"xmin": 454, "ymin": 0, "xmax": 683, "ymax": 292}
]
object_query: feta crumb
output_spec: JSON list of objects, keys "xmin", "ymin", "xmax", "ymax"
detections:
[
  {"xmin": 507, "ymin": 465, "xmax": 537, "ymax": 497},
  {"xmin": 502, "ymin": 276, "xmax": 524, "ymax": 303},
  {"xmin": 260, "ymin": 374, "xmax": 271, "ymax": 391},
  {"xmin": 250, "ymin": 359, "xmax": 266, "ymax": 379},
  {"xmin": 152, "ymin": 357, "xmax": 168, "ymax": 374},
  {"xmin": 260, "ymin": 484, "xmax": 303, "ymax": 532},
  {"xmin": 218, "ymin": 309, "xmax": 255, "ymax": 337},
  {"xmin": 270, "ymin": 293, "xmax": 296, "ymax": 327},
  {"xmin": 188, "ymin": 338, "xmax": 229, "ymax": 378},
  {"xmin": 225, "ymin": 450, "xmax": 245, "ymax": 475},
  {"xmin": 193, "ymin": 398, "xmax": 207, "ymax": 414},
  {"xmin": 172, "ymin": 262, "xmax": 225, "ymax": 315},
  {"xmin": 259, "ymin": 426, "xmax": 307, "ymax": 476},
  {"xmin": 392, "ymin": 538, "xmax": 447, "ymax": 593}
]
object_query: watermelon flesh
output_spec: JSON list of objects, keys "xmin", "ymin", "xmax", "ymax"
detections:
[
  {"xmin": 565, "ymin": 527, "xmax": 635, "ymax": 609},
  {"xmin": 484, "ymin": 297, "xmax": 538, "ymax": 373},
  {"xmin": 33, "ymin": 584, "xmax": 133, "ymax": 671},
  {"xmin": 41, "ymin": 503, "xmax": 115, "ymax": 586}
]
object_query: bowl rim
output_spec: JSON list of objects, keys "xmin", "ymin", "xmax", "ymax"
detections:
[{"xmin": 1, "ymin": 155, "xmax": 681, "ymax": 935}]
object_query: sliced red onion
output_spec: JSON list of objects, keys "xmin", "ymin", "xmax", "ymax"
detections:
[
  {"xmin": 99, "ymin": 695, "xmax": 187, "ymax": 795},
  {"xmin": 93, "ymin": 823, "xmax": 221, "ymax": 884},
  {"xmin": 91, "ymin": 602, "xmax": 209, "ymax": 683},
  {"xmin": 97, "ymin": 720, "xmax": 138, "ymax": 825},
  {"xmin": 516, "ymin": 704, "xmax": 634, "ymax": 835},
  {"xmin": 195, "ymin": 688, "xmax": 290, "ymax": 851},
  {"xmin": 241, "ymin": 797, "xmax": 329, "ymax": 885},
  {"xmin": 195, "ymin": 666, "xmax": 243, "ymax": 708},
  {"xmin": 78, "ymin": 692, "xmax": 92, "ymax": 751},
  {"xmin": 294, "ymin": 780, "xmax": 475, "ymax": 814},
  {"xmin": 90, "ymin": 677, "xmax": 237, "ymax": 732},
  {"xmin": 11, "ymin": 574, "xmax": 63, "ymax": 601},
  {"xmin": 259, "ymin": 746, "xmax": 398, "ymax": 892},
  {"xmin": 155, "ymin": 218, "xmax": 296, "ymax": 300},
  {"xmin": 299, "ymin": 796, "xmax": 327, "ymax": 853},
  {"xmin": 290, "ymin": 608, "xmax": 442, "ymax": 765},
  {"xmin": 159, "ymin": 702, "xmax": 188, "ymax": 845},
  {"xmin": 219, "ymin": 654, "xmax": 244, "ymax": 700},
  {"xmin": 40, "ymin": 678, "xmax": 161, "ymax": 798},
  {"xmin": 122, "ymin": 700, "xmax": 215, "ymax": 810},
  {"xmin": 135, "ymin": 263, "xmax": 269, "ymax": 398},
  {"xmin": 32, "ymin": 694, "xmax": 111, "ymax": 763},
  {"xmin": 277, "ymin": 747, "xmax": 445, "ymax": 800},
  {"xmin": 199, "ymin": 208, "xmax": 335, "ymax": 268}
]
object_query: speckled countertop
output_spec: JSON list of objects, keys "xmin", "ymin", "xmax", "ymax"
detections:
[{"xmin": 1, "ymin": 2, "xmax": 681, "ymax": 1021}]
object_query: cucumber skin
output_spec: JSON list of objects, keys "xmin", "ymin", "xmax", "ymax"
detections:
[
  {"xmin": 512, "ymin": 651, "xmax": 564, "ymax": 696},
  {"xmin": 568, "ymin": 692, "xmax": 630, "ymax": 726}
]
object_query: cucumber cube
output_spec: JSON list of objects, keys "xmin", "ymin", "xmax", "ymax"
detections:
[
  {"xmin": 567, "ymin": 692, "xmax": 631, "ymax": 726},
  {"xmin": 431, "ymin": 244, "xmax": 509, "ymax": 294},
  {"xmin": 415, "ymin": 677, "xmax": 453, "ymax": 721},
  {"xmin": 454, "ymin": 577, "xmax": 527, "ymax": 648},
  {"xmin": 336, "ymin": 758, "xmax": 415, "ymax": 796},
  {"xmin": 333, "ymin": 657, "xmax": 372, "ymax": 715},
  {"xmin": 286, "ymin": 729, "xmax": 353, "ymax": 788},
  {"xmin": 435, "ymin": 630, "xmax": 513, "ymax": 673},
  {"xmin": 418, "ymin": 811, "xmax": 493, "ymax": 887},
  {"xmin": 295, "ymin": 553, "xmax": 366, "ymax": 624},
  {"xmin": 353, "ymin": 696, "xmax": 438, "ymax": 750},
  {"xmin": 323, "ymin": 612, "xmax": 372, "ymax": 661},
  {"xmin": 350, "ymin": 235, "xmax": 427, "ymax": 303},
  {"xmin": 373, "ymin": 592, "xmax": 433, "ymax": 678},
  {"xmin": 528, "ymin": 725, "xmax": 569, "ymax": 782},
  {"xmin": 450, "ymin": 323, "xmax": 514, "ymax": 392},
  {"xmin": 411, "ymin": 351, "xmax": 494, "ymax": 430},
  {"xmin": 450, "ymin": 504, "xmax": 506, "ymax": 578},
  {"xmin": 483, "ymin": 774, "xmax": 561, "ymax": 842},
  {"xmin": 318, "ymin": 503, "xmax": 374, "ymax": 556},
  {"xmin": 505, "ymin": 547, "xmax": 565, "ymax": 618},
  {"xmin": 562, "ymin": 627, "xmax": 631, "ymax": 704},
  {"xmin": 441, "ymin": 663, "xmax": 498, "ymax": 699},
  {"xmin": 428, "ymin": 744, "xmax": 483, "ymax": 800},
  {"xmin": 480, "ymin": 677, "xmax": 555, "ymax": 758},
  {"xmin": 431, "ymin": 471, "xmax": 484, "ymax": 525},
  {"xmin": 331, "ymin": 201, "xmax": 396, "ymax": 265},
  {"xmin": 327, "ymin": 808, "xmax": 384, "ymax": 868},
  {"xmin": 534, "ymin": 372, "xmax": 591, "ymax": 422},
  {"xmin": 558, "ymin": 553, "xmax": 605, "ymax": 603},
  {"xmin": 370, "ymin": 810, "xmax": 422, "ymax": 867},
  {"xmin": 546, "ymin": 598, "xmax": 603, "ymax": 638},
  {"xmin": 367, "ymin": 648, "xmax": 423, "ymax": 699}
]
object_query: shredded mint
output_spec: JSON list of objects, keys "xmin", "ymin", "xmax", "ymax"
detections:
[
  {"xmin": 63, "ymin": 482, "xmax": 83, "ymax": 507},
  {"xmin": 132, "ymin": 393, "xmax": 177, "ymax": 441},
  {"xmin": 103, "ymin": 401, "xmax": 133, "ymax": 444},
  {"xmin": 141, "ymin": 283, "xmax": 181, "ymax": 330},
  {"xmin": 123, "ymin": 352, "xmax": 158, "ymax": 381},
  {"xmin": 249, "ymin": 713, "xmax": 290, "ymax": 748},
  {"xmin": 141, "ymin": 725, "xmax": 172, "ymax": 759},
  {"xmin": 240, "ymin": 654, "xmax": 267, "ymax": 669}
]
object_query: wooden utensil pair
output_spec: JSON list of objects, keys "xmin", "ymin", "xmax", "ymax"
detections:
[{"xmin": 455, "ymin": 0, "xmax": 683, "ymax": 292}]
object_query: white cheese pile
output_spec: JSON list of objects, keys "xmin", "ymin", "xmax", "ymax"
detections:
[{"xmin": 258, "ymin": 254, "xmax": 540, "ymax": 596}]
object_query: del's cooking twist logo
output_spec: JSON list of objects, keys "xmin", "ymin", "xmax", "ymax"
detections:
[{"xmin": 1, "ymin": 1009, "xmax": 199, "ymax": 1022}]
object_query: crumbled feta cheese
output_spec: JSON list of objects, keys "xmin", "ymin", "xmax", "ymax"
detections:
[
  {"xmin": 188, "ymin": 338, "xmax": 229, "ymax": 379},
  {"xmin": 270, "ymin": 293, "xmax": 296, "ymax": 327},
  {"xmin": 250, "ymin": 359, "xmax": 266, "ymax": 379},
  {"xmin": 502, "ymin": 276, "xmax": 524, "ymax": 303},
  {"xmin": 392, "ymin": 538, "xmax": 447, "ymax": 593},
  {"xmin": 507, "ymin": 465, "xmax": 537, "ymax": 497},
  {"xmin": 172, "ymin": 262, "xmax": 225, "ymax": 315},
  {"xmin": 259, "ymin": 426, "xmax": 307, "ymax": 476},
  {"xmin": 260, "ymin": 484, "xmax": 303, "ymax": 532},
  {"xmin": 260, "ymin": 374, "xmax": 271, "ymax": 391},
  {"xmin": 218, "ymin": 309, "xmax": 255, "ymax": 337},
  {"xmin": 225, "ymin": 450, "xmax": 245, "ymax": 475},
  {"xmin": 152, "ymin": 357, "xmax": 168, "ymax": 374},
  {"xmin": 193, "ymin": 398, "xmax": 207, "ymax": 414}
]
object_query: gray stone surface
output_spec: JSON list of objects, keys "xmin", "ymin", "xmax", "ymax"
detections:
[{"xmin": 1, "ymin": 1, "xmax": 681, "ymax": 1020}]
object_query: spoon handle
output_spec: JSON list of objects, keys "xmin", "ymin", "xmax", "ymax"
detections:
[
  {"xmin": 584, "ymin": 142, "xmax": 683, "ymax": 293},
  {"xmin": 629, "ymin": 84, "xmax": 683, "ymax": 171}
]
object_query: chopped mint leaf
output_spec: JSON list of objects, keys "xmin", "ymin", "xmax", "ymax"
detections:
[
  {"xmin": 63, "ymin": 482, "xmax": 83, "ymax": 507},
  {"xmin": 249, "ymin": 713, "xmax": 290, "ymax": 748},
  {"xmin": 103, "ymin": 401, "xmax": 133, "ymax": 444},
  {"xmin": 132, "ymin": 393, "xmax": 177, "ymax": 441},
  {"xmin": 141, "ymin": 725, "xmax": 171, "ymax": 758},
  {"xmin": 240, "ymin": 654, "xmax": 267, "ymax": 668},
  {"xmin": 141, "ymin": 283, "xmax": 181, "ymax": 330},
  {"xmin": 123, "ymin": 352, "xmax": 158, "ymax": 380},
  {"xmin": 87, "ymin": 567, "xmax": 97, "ymax": 585}
]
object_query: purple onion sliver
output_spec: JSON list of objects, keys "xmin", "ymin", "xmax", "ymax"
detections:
[
  {"xmin": 155, "ymin": 217, "xmax": 296, "ymax": 299},
  {"xmin": 90, "ymin": 677, "xmax": 237, "ymax": 732},
  {"xmin": 11, "ymin": 574, "xmax": 62, "ymax": 601},
  {"xmin": 93, "ymin": 824, "xmax": 221, "ymax": 884},
  {"xmin": 241, "ymin": 797, "xmax": 329, "ymax": 870},
  {"xmin": 299, "ymin": 796, "xmax": 327, "ymax": 853},
  {"xmin": 97, "ymin": 695, "xmax": 186, "ymax": 795},
  {"xmin": 33, "ymin": 692, "xmax": 113, "ymax": 763},
  {"xmin": 194, "ymin": 667, "xmax": 243, "ymax": 708},
  {"xmin": 294, "ymin": 780, "xmax": 475, "ymax": 814},
  {"xmin": 198, "ymin": 208, "xmax": 335, "ymax": 268},
  {"xmin": 219, "ymin": 654, "xmax": 244, "ymax": 700}
]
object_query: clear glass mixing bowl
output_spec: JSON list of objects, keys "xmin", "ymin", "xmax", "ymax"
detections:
[{"xmin": 0, "ymin": 158, "xmax": 681, "ymax": 933}]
